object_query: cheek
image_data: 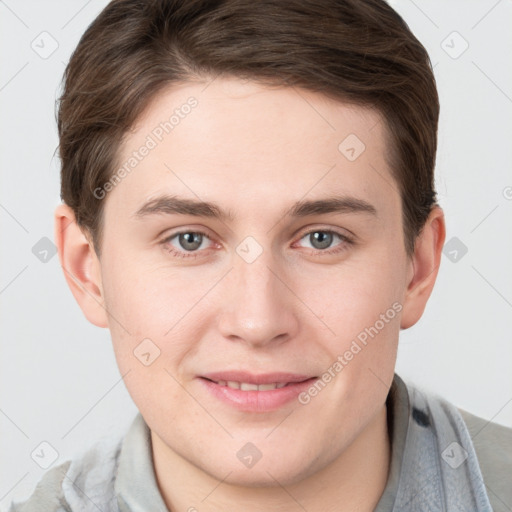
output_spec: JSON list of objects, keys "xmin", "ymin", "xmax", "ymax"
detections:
[
  {"xmin": 295, "ymin": 247, "xmax": 405, "ymax": 398},
  {"xmin": 99, "ymin": 259, "xmax": 184, "ymax": 374},
  {"xmin": 102, "ymin": 249, "xmax": 216, "ymax": 336},
  {"xmin": 300, "ymin": 252, "xmax": 405, "ymax": 337},
  {"xmin": 100, "ymin": 260, "xmax": 203, "ymax": 422}
]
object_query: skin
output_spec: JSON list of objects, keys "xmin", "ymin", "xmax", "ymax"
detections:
[{"xmin": 55, "ymin": 77, "xmax": 445, "ymax": 511}]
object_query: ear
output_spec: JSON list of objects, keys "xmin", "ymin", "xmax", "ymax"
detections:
[
  {"xmin": 400, "ymin": 206, "xmax": 446, "ymax": 329},
  {"xmin": 54, "ymin": 203, "xmax": 109, "ymax": 328}
]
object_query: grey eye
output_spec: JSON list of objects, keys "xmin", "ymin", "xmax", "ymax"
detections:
[
  {"xmin": 178, "ymin": 232, "xmax": 204, "ymax": 251},
  {"xmin": 308, "ymin": 231, "xmax": 334, "ymax": 250}
]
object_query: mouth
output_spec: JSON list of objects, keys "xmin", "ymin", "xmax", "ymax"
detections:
[
  {"xmin": 198, "ymin": 372, "xmax": 318, "ymax": 412},
  {"xmin": 201, "ymin": 378, "xmax": 297, "ymax": 390}
]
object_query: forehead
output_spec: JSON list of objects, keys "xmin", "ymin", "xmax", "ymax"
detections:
[{"xmin": 106, "ymin": 77, "xmax": 398, "ymax": 222}]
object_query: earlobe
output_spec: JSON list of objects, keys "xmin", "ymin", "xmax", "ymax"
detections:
[
  {"xmin": 400, "ymin": 206, "xmax": 446, "ymax": 330},
  {"xmin": 54, "ymin": 203, "xmax": 109, "ymax": 328}
]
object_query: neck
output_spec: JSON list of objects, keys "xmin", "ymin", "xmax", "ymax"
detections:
[{"xmin": 151, "ymin": 404, "xmax": 391, "ymax": 512}]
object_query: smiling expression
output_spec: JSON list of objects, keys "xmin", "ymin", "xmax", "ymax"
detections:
[{"xmin": 86, "ymin": 76, "xmax": 413, "ymax": 486}]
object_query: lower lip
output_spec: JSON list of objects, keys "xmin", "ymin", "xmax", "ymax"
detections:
[{"xmin": 198, "ymin": 377, "xmax": 318, "ymax": 412}]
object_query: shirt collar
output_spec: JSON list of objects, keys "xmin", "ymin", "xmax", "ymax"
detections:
[
  {"xmin": 374, "ymin": 373, "xmax": 410, "ymax": 511},
  {"xmin": 115, "ymin": 412, "xmax": 170, "ymax": 512}
]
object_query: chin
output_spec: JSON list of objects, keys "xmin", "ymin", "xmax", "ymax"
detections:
[
  {"xmin": 201, "ymin": 454, "xmax": 315, "ymax": 489},
  {"xmin": 222, "ymin": 468, "xmax": 303, "ymax": 488}
]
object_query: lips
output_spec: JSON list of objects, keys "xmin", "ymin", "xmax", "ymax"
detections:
[
  {"xmin": 198, "ymin": 371, "xmax": 317, "ymax": 412},
  {"xmin": 201, "ymin": 371, "xmax": 314, "ymax": 385}
]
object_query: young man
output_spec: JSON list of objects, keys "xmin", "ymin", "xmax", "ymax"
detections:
[{"xmin": 9, "ymin": 0, "xmax": 511, "ymax": 511}]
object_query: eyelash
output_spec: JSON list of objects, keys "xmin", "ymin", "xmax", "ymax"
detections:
[
  {"xmin": 295, "ymin": 230, "xmax": 354, "ymax": 256},
  {"xmin": 161, "ymin": 230, "xmax": 211, "ymax": 259},
  {"xmin": 160, "ymin": 228, "xmax": 354, "ymax": 259}
]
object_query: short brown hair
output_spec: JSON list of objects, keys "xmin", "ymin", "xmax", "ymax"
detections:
[{"xmin": 58, "ymin": 0, "xmax": 439, "ymax": 257}]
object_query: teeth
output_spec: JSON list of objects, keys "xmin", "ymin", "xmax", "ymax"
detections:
[
  {"xmin": 217, "ymin": 381, "xmax": 289, "ymax": 391},
  {"xmin": 240, "ymin": 382, "xmax": 259, "ymax": 391},
  {"xmin": 258, "ymin": 383, "xmax": 278, "ymax": 391}
]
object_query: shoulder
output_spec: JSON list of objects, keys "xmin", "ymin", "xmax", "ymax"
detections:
[
  {"xmin": 8, "ymin": 431, "xmax": 124, "ymax": 512},
  {"xmin": 458, "ymin": 407, "xmax": 512, "ymax": 512},
  {"xmin": 8, "ymin": 461, "xmax": 72, "ymax": 512}
]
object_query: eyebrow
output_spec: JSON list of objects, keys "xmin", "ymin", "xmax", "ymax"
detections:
[{"xmin": 132, "ymin": 194, "xmax": 377, "ymax": 221}]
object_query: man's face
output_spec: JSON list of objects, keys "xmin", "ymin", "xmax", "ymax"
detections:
[{"xmin": 98, "ymin": 78, "xmax": 411, "ymax": 485}]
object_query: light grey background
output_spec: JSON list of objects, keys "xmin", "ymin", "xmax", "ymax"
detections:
[{"xmin": 1, "ymin": 0, "xmax": 511, "ymax": 506}]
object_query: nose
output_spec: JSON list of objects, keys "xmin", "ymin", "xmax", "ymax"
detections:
[{"xmin": 217, "ymin": 249, "xmax": 300, "ymax": 349}]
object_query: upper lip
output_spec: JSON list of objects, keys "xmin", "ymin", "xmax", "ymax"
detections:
[{"xmin": 200, "ymin": 371, "xmax": 315, "ymax": 385}]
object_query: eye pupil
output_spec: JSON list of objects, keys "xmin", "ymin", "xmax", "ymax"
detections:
[
  {"xmin": 310, "ymin": 231, "xmax": 333, "ymax": 249},
  {"xmin": 179, "ymin": 232, "xmax": 203, "ymax": 251}
]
